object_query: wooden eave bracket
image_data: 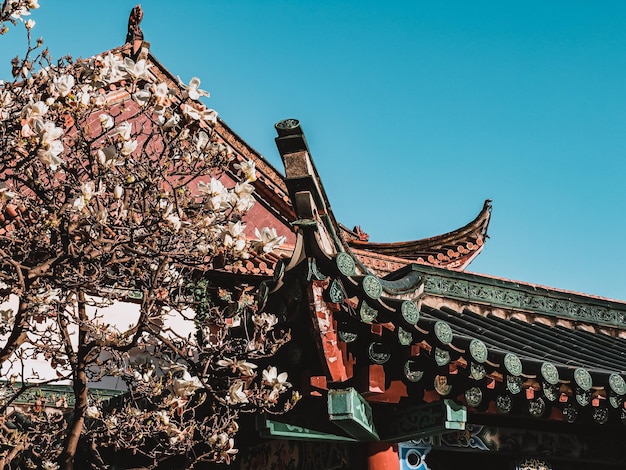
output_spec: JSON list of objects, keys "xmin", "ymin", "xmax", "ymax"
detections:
[
  {"xmin": 309, "ymin": 282, "xmax": 351, "ymax": 383},
  {"xmin": 282, "ymin": 151, "xmax": 327, "ymax": 216}
]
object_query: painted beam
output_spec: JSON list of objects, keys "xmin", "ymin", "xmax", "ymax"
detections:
[
  {"xmin": 328, "ymin": 388, "xmax": 380, "ymax": 441},
  {"xmin": 375, "ymin": 399, "xmax": 466, "ymax": 442},
  {"xmin": 257, "ymin": 416, "xmax": 357, "ymax": 442}
]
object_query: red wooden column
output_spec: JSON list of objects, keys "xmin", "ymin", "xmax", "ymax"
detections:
[{"xmin": 368, "ymin": 442, "xmax": 400, "ymax": 470}]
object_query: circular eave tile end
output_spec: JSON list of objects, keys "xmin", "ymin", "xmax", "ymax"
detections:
[
  {"xmin": 504, "ymin": 352, "xmax": 522, "ymax": 376},
  {"xmin": 609, "ymin": 373, "xmax": 626, "ymax": 395},
  {"xmin": 574, "ymin": 367, "xmax": 592, "ymax": 391},
  {"xmin": 362, "ymin": 275, "xmax": 383, "ymax": 300},
  {"xmin": 401, "ymin": 300, "xmax": 420, "ymax": 325},
  {"xmin": 469, "ymin": 339, "xmax": 488, "ymax": 363},
  {"xmin": 336, "ymin": 252, "xmax": 356, "ymax": 277},
  {"xmin": 541, "ymin": 362, "xmax": 559, "ymax": 386},
  {"xmin": 434, "ymin": 321, "xmax": 453, "ymax": 345}
]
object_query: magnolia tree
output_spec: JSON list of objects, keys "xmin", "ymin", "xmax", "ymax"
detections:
[{"xmin": 0, "ymin": 3, "xmax": 295, "ymax": 469}]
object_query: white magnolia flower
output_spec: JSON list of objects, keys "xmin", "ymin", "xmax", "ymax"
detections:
[
  {"xmin": 195, "ymin": 242, "xmax": 213, "ymax": 255},
  {"xmin": 180, "ymin": 102, "xmax": 217, "ymax": 123},
  {"xmin": 252, "ymin": 312, "xmax": 279, "ymax": 331},
  {"xmin": 180, "ymin": 76, "xmax": 210, "ymax": 101},
  {"xmin": 227, "ymin": 381, "xmax": 249, "ymax": 404},
  {"xmin": 223, "ymin": 221, "xmax": 247, "ymax": 251},
  {"xmin": 224, "ymin": 229, "xmax": 247, "ymax": 253},
  {"xmin": 181, "ymin": 103, "xmax": 202, "ymax": 121},
  {"xmin": 206, "ymin": 195, "xmax": 228, "ymax": 212},
  {"xmin": 115, "ymin": 121, "xmax": 132, "ymax": 141},
  {"xmin": 152, "ymin": 82, "xmax": 171, "ymax": 106},
  {"xmin": 263, "ymin": 366, "xmax": 291, "ymax": 401},
  {"xmin": 133, "ymin": 84, "xmax": 152, "ymax": 107},
  {"xmin": 214, "ymin": 434, "xmax": 238, "ymax": 463},
  {"xmin": 123, "ymin": 57, "xmax": 151, "ymax": 81},
  {"xmin": 166, "ymin": 213, "xmax": 182, "ymax": 232},
  {"xmin": 253, "ymin": 227, "xmax": 287, "ymax": 254},
  {"xmin": 52, "ymin": 73, "xmax": 75, "ymax": 97},
  {"xmin": 20, "ymin": 101, "xmax": 49, "ymax": 137},
  {"xmin": 167, "ymin": 424, "xmax": 184, "ymax": 445},
  {"xmin": 197, "ymin": 214, "xmax": 217, "ymax": 232},
  {"xmin": 233, "ymin": 158, "xmax": 257, "ymax": 182},
  {"xmin": 172, "ymin": 371, "xmax": 203, "ymax": 397},
  {"xmin": 76, "ymin": 84, "xmax": 92, "ymax": 106},
  {"xmin": 85, "ymin": 405, "xmax": 100, "ymax": 419},
  {"xmin": 120, "ymin": 139, "xmax": 138, "ymax": 156},
  {"xmin": 197, "ymin": 179, "xmax": 229, "ymax": 211},
  {"xmin": 216, "ymin": 358, "xmax": 258, "ymax": 376},
  {"xmin": 100, "ymin": 52, "xmax": 126, "ymax": 83},
  {"xmin": 97, "ymin": 144, "xmax": 123, "ymax": 166},
  {"xmin": 198, "ymin": 178, "xmax": 226, "ymax": 197},
  {"xmin": 73, "ymin": 181, "xmax": 98, "ymax": 211},
  {"xmin": 234, "ymin": 181, "xmax": 254, "ymax": 196},
  {"xmin": 41, "ymin": 462, "xmax": 59, "ymax": 470},
  {"xmin": 195, "ymin": 130, "xmax": 209, "ymax": 151},
  {"xmin": 155, "ymin": 410, "xmax": 170, "ymax": 426},
  {"xmin": 163, "ymin": 204, "xmax": 183, "ymax": 232},
  {"xmin": 36, "ymin": 119, "xmax": 63, "ymax": 143},
  {"xmin": 37, "ymin": 149, "xmax": 64, "ymax": 171},
  {"xmin": 132, "ymin": 367, "xmax": 154, "ymax": 383},
  {"xmin": 0, "ymin": 90, "xmax": 14, "ymax": 120},
  {"xmin": 159, "ymin": 112, "xmax": 180, "ymax": 129},
  {"xmin": 34, "ymin": 119, "xmax": 64, "ymax": 169},
  {"xmin": 24, "ymin": 19, "xmax": 35, "ymax": 29},
  {"xmin": 99, "ymin": 113, "xmax": 114, "ymax": 130},
  {"xmin": 7, "ymin": 3, "xmax": 30, "ymax": 20},
  {"xmin": 113, "ymin": 185, "xmax": 124, "ymax": 200},
  {"xmin": 21, "ymin": 100, "xmax": 48, "ymax": 121},
  {"xmin": 96, "ymin": 209, "xmax": 108, "ymax": 224},
  {"xmin": 232, "ymin": 192, "xmax": 255, "ymax": 213}
]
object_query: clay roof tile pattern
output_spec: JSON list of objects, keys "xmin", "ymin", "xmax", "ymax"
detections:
[{"xmin": 346, "ymin": 199, "xmax": 492, "ymax": 272}]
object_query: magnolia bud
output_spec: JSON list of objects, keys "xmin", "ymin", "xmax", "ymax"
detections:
[{"xmin": 114, "ymin": 186, "xmax": 123, "ymax": 199}]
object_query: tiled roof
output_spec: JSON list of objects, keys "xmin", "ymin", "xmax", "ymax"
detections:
[
  {"xmin": 214, "ymin": 246, "xmax": 292, "ymax": 276},
  {"xmin": 267, "ymin": 118, "xmax": 626, "ymax": 429},
  {"xmin": 345, "ymin": 199, "xmax": 491, "ymax": 271}
]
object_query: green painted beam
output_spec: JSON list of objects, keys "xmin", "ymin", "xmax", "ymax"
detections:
[
  {"xmin": 257, "ymin": 416, "xmax": 357, "ymax": 442},
  {"xmin": 327, "ymin": 388, "xmax": 380, "ymax": 441},
  {"xmin": 375, "ymin": 399, "xmax": 466, "ymax": 442}
]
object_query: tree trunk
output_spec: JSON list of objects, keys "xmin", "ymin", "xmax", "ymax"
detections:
[
  {"xmin": 0, "ymin": 301, "xmax": 29, "ymax": 365},
  {"xmin": 59, "ymin": 291, "xmax": 89, "ymax": 470},
  {"xmin": 60, "ymin": 365, "xmax": 87, "ymax": 470},
  {"xmin": 0, "ymin": 442, "xmax": 24, "ymax": 470}
]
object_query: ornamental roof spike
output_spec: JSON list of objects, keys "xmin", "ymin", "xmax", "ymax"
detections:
[{"xmin": 125, "ymin": 4, "xmax": 145, "ymax": 58}]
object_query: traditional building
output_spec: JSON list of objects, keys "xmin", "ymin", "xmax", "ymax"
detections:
[
  {"xmin": 234, "ymin": 119, "xmax": 626, "ymax": 470},
  {"xmin": 4, "ymin": 10, "xmax": 626, "ymax": 470}
]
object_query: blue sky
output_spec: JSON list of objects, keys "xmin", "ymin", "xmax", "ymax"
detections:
[{"xmin": 2, "ymin": 1, "xmax": 625, "ymax": 300}]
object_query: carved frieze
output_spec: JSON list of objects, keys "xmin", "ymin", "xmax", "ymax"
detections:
[{"xmin": 420, "ymin": 272, "xmax": 626, "ymax": 328}]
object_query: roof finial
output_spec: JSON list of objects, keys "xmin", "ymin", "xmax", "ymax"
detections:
[{"xmin": 126, "ymin": 4, "xmax": 144, "ymax": 56}]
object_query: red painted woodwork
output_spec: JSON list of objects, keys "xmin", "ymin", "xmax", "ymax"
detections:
[{"xmin": 367, "ymin": 442, "xmax": 399, "ymax": 470}]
